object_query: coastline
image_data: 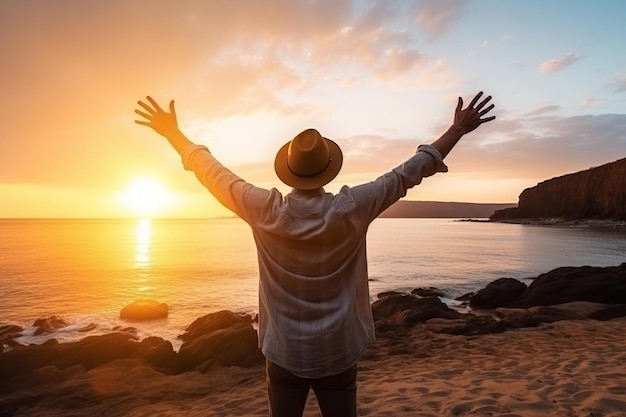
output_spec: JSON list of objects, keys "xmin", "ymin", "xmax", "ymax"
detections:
[
  {"xmin": 1, "ymin": 318, "xmax": 625, "ymax": 416},
  {"xmin": 2, "ymin": 263, "xmax": 626, "ymax": 416},
  {"xmin": 490, "ymin": 217, "xmax": 626, "ymax": 231}
]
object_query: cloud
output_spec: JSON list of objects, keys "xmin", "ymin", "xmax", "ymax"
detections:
[
  {"xmin": 289, "ymin": 113, "xmax": 626, "ymax": 188},
  {"xmin": 538, "ymin": 52, "xmax": 580, "ymax": 73},
  {"xmin": 415, "ymin": 0, "xmax": 468, "ymax": 38},
  {"xmin": 524, "ymin": 105, "xmax": 560, "ymax": 117},
  {"xmin": 375, "ymin": 47, "xmax": 426, "ymax": 79},
  {"xmin": 610, "ymin": 71, "xmax": 626, "ymax": 92},
  {"xmin": 580, "ymin": 98, "xmax": 603, "ymax": 108},
  {"xmin": 455, "ymin": 113, "xmax": 626, "ymax": 181},
  {"xmin": 417, "ymin": 59, "xmax": 460, "ymax": 90}
]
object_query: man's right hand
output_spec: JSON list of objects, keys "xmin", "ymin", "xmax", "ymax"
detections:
[
  {"xmin": 135, "ymin": 96, "xmax": 180, "ymax": 138},
  {"xmin": 135, "ymin": 96, "xmax": 194, "ymax": 155},
  {"xmin": 453, "ymin": 91, "xmax": 496, "ymax": 134}
]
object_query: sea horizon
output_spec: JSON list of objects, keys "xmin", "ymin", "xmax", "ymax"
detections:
[{"xmin": 2, "ymin": 217, "xmax": 625, "ymax": 350}]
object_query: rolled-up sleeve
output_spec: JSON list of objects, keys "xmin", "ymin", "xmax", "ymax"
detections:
[
  {"xmin": 180, "ymin": 144, "xmax": 272, "ymax": 221},
  {"xmin": 181, "ymin": 144, "xmax": 211, "ymax": 170},
  {"xmin": 348, "ymin": 144, "xmax": 448, "ymax": 221},
  {"xmin": 416, "ymin": 144, "xmax": 448, "ymax": 175}
]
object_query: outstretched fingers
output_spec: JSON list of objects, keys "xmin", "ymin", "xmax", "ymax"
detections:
[
  {"xmin": 134, "ymin": 107, "xmax": 153, "ymax": 125},
  {"xmin": 146, "ymin": 96, "xmax": 165, "ymax": 113},
  {"xmin": 475, "ymin": 94, "xmax": 492, "ymax": 111},
  {"xmin": 468, "ymin": 91, "xmax": 484, "ymax": 108},
  {"xmin": 137, "ymin": 100, "xmax": 156, "ymax": 114},
  {"xmin": 478, "ymin": 103, "xmax": 495, "ymax": 117}
]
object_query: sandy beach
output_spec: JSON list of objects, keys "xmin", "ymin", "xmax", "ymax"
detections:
[{"xmin": 2, "ymin": 316, "xmax": 625, "ymax": 417}]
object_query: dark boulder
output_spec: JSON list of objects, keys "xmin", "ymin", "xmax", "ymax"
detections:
[
  {"xmin": 426, "ymin": 315, "xmax": 509, "ymax": 335},
  {"xmin": 411, "ymin": 287, "xmax": 445, "ymax": 298},
  {"xmin": 137, "ymin": 336, "xmax": 177, "ymax": 372},
  {"xmin": 120, "ymin": 300, "xmax": 168, "ymax": 321},
  {"xmin": 376, "ymin": 290, "xmax": 405, "ymax": 299},
  {"xmin": 469, "ymin": 278, "xmax": 527, "ymax": 309},
  {"xmin": 372, "ymin": 293, "xmax": 462, "ymax": 330},
  {"xmin": 0, "ymin": 331, "xmax": 182, "ymax": 383},
  {"xmin": 178, "ymin": 310, "xmax": 254, "ymax": 341},
  {"xmin": 509, "ymin": 263, "xmax": 626, "ymax": 308},
  {"xmin": 33, "ymin": 315, "xmax": 70, "ymax": 335},
  {"xmin": 0, "ymin": 324, "xmax": 23, "ymax": 347},
  {"xmin": 425, "ymin": 301, "xmax": 626, "ymax": 336},
  {"xmin": 0, "ymin": 332, "xmax": 140, "ymax": 380},
  {"xmin": 178, "ymin": 310, "xmax": 263, "ymax": 372}
]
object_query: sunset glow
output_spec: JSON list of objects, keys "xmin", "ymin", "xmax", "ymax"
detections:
[
  {"xmin": 2, "ymin": 1, "xmax": 625, "ymax": 218},
  {"xmin": 117, "ymin": 178, "xmax": 177, "ymax": 218}
]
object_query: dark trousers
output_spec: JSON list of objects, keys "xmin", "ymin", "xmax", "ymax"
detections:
[{"xmin": 266, "ymin": 360, "xmax": 357, "ymax": 417}]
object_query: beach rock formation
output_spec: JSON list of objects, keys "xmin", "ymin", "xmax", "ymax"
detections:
[
  {"xmin": 491, "ymin": 157, "xmax": 626, "ymax": 221},
  {"xmin": 426, "ymin": 301, "xmax": 626, "ymax": 335},
  {"xmin": 178, "ymin": 310, "xmax": 263, "ymax": 372},
  {"xmin": 469, "ymin": 277, "xmax": 527, "ymax": 309},
  {"xmin": 0, "ymin": 332, "xmax": 178, "ymax": 380},
  {"xmin": 411, "ymin": 287, "xmax": 446, "ymax": 298},
  {"xmin": 0, "ymin": 325, "xmax": 23, "ymax": 350},
  {"xmin": 372, "ymin": 293, "xmax": 463, "ymax": 331},
  {"xmin": 2, "ymin": 264, "xmax": 626, "ymax": 390},
  {"xmin": 508, "ymin": 263, "xmax": 626, "ymax": 308},
  {"xmin": 120, "ymin": 299, "xmax": 168, "ymax": 321},
  {"xmin": 33, "ymin": 315, "xmax": 70, "ymax": 335}
]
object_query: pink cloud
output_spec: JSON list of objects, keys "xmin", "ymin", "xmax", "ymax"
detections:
[
  {"xmin": 415, "ymin": 0, "xmax": 468, "ymax": 38},
  {"xmin": 580, "ymin": 98, "xmax": 603, "ymax": 108},
  {"xmin": 538, "ymin": 52, "xmax": 580, "ymax": 73}
]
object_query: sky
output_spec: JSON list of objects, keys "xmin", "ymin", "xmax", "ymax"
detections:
[{"xmin": 1, "ymin": 0, "xmax": 625, "ymax": 218}]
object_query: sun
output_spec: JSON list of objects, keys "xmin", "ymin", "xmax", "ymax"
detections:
[{"xmin": 117, "ymin": 178, "xmax": 176, "ymax": 217}]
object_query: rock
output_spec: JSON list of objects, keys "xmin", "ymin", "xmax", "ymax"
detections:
[
  {"xmin": 508, "ymin": 263, "xmax": 626, "ymax": 308},
  {"xmin": 138, "ymin": 337, "xmax": 177, "ymax": 372},
  {"xmin": 426, "ymin": 315, "xmax": 509, "ymax": 335},
  {"xmin": 178, "ymin": 311, "xmax": 263, "ymax": 372},
  {"xmin": 55, "ymin": 332, "xmax": 141, "ymax": 370},
  {"xmin": 491, "ymin": 157, "xmax": 626, "ymax": 221},
  {"xmin": 0, "ymin": 324, "xmax": 23, "ymax": 347},
  {"xmin": 376, "ymin": 290, "xmax": 405, "ymax": 299},
  {"xmin": 411, "ymin": 287, "xmax": 445, "ymax": 298},
  {"xmin": 77, "ymin": 323, "xmax": 98, "ymax": 333},
  {"xmin": 33, "ymin": 315, "xmax": 70, "ymax": 335},
  {"xmin": 120, "ymin": 300, "xmax": 168, "ymax": 321},
  {"xmin": 0, "ymin": 331, "xmax": 182, "ymax": 380},
  {"xmin": 469, "ymin": 278, "xmax": 527, "ymax": 309},
  {"xmin": 372, "ymin": 293, "xmax": 462, "ymax": 330},
  {"xmin": 424, "ymin": 300, "xmax": 626, "ymax": 337},
  {"xmin": 0, "ymin": 333, "xmax": 139, "ymax": 380},
  {"xmin": 455, "ymin": 292, "xmax": 475, "ymax": 302},
  {"xmin": 178, "ymin": 310, "xmax": 254, "ymax": 342}
]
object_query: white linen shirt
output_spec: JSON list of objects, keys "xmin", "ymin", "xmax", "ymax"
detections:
[{"xmin": 182, "ymin": 144, "xmax": 447, "ymax": 378}]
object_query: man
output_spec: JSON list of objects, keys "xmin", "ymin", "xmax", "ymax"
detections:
[{"xmin": 135, "ymin": 92, "xmax": 495, "ymax": 417}]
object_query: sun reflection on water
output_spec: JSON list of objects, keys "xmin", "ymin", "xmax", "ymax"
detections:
[
  {"xmin": 135, "ymin": 218, "xmax": 152, "ymax": 267},
  {"xmin": 132, "ymin": 219, "xmax": 155, "ymax": 294}
]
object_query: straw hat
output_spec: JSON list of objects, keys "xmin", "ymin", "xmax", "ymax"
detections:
[{"xmin": 274, "ymin": 129, "xmax": 343, "ymax": 190}]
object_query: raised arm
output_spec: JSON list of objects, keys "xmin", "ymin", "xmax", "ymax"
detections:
[
  {"xmin": 134, "ymin": 96, "xmax": 194, "ymax": 156},
  {"xmin": 431, "ymin": 91, "xmax": 495, "ymax": 159}
]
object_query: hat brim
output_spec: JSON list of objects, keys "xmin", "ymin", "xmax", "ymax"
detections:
[{"xmin": 274, "ymin": 137, "xmax": 343, "ymax": 190}]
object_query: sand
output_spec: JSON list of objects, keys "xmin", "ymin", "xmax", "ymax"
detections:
[{"xmin": 2, "ymin": 317, "xmax": 625, "ymax": 417}]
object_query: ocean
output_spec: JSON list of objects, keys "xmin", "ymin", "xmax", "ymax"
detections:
[{"xmin": 1, "ymin": 218, "xmax": 625, "ymax": 350}]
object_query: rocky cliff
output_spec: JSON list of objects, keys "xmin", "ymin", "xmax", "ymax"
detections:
[{"xmin": 491, "ymin": 158, "xmax": 626, "ymax": 221}]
